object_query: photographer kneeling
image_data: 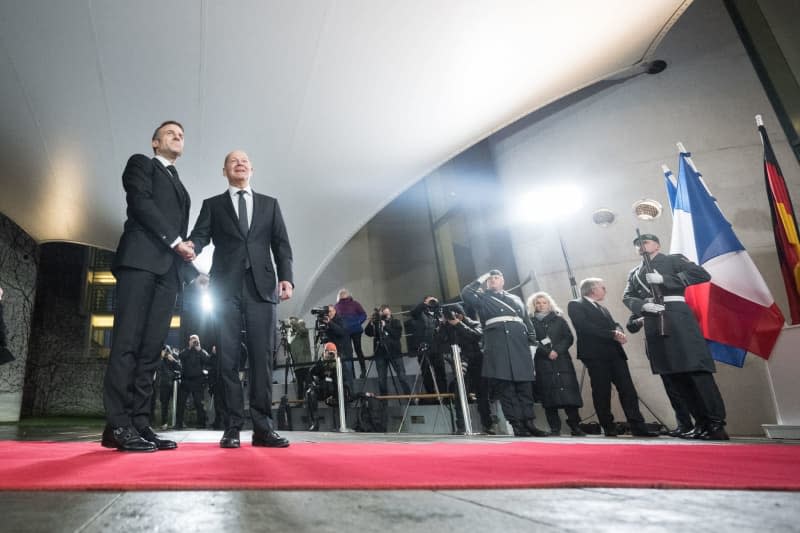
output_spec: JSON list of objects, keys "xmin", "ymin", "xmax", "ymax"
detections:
[
  {"xmin": 305, "ymin": 342, "xmax": 350, "ymax": 431},
  {"xmin": 365, "ymin": 305, "xmax": 411, "ymax": 396},
  {"xmin": 314, "ymin": 305, "xmax": 355, "ymax": 389}
]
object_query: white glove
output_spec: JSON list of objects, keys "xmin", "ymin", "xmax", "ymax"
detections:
[
  {"xmin": 477, "ymin": 272, "xmax": 492, "ymax": 284},
  {"xmin": 642, "ymin": 302, "xmax": 665, "ymax": 313},
  {"xmin": 645, "ymin": 271, "xmax": 664, "ymax": 284}
]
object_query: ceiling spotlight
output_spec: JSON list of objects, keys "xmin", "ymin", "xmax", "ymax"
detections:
[
  {"xmin": 592, "ymin": 208, "xmax": 616, "ymax": 227},
  {"xmin": 646, "ymin": 59, "xmax": 667, "ymax": 74},
  {"xmin": 632, "ymin": 199, "xmax": 663, "ymax": 220}
]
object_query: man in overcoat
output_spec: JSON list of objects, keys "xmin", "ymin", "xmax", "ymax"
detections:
[
  {"xmin": 461, "ymin": 270, "xmax": 547, "ymax": 437},
  {"xmin": 622, "ymin": 234, "xmax": 728, "ymax": 440}
]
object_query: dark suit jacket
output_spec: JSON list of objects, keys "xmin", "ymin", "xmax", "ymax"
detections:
[
  {"xmin": 112, "ymin": 154, "xmax": 190, "ymax": 276},
  {"xmin": 189, "ymin": 190, "xmax": 293, "ymax": 303},
  {"xmin": 566, "ymin": 298, "xmax": 627, "ymax": 361}
]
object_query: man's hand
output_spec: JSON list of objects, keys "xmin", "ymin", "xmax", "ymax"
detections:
[
  {"xmin": 447, "ymin": 317, "xmax": 460, "ymax": 326},
  {"xmin": 645, "ymin": 271, "xmax": 664, "ymax": 284},
  {"xmin": 279, "ymin": 280, "xmax": 293, "ymax": 301},
  {"xmin": 613, "ymin": 330, "xmax": 628, "ymax": 345},
  {"xmin": 548, "ymin": 350, "xmax": 558, "ymax": 361},
  {"xmin": 642, "ymin": 302, "xmax": 665, "ymax": 314},
  {"xmin": 174, "ymin": 241, "xmax": 196, "ymax": 261}
]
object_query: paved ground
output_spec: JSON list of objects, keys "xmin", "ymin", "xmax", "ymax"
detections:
[{"xmin": 1, "ymin": 423, "xmax": 799, "ymax": 533}]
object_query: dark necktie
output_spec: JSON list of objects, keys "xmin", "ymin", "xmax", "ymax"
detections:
[
  {"xmin": 237, "ymin": 190, "xmax": 249, "ymax": 236},
  {"xmin": 166, "ymin": 164, "xmax": 186, "ymax": 205},
  {"xmin": 596, "ymin": 302, "xmax": 612, "ymax": 322},
  {"xmin": 237, "ymin": 190, "xmax": 250, "ymax": 268}
]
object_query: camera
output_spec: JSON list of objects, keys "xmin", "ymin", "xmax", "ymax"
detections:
[
  {"xmin": 426, "ymin": 298, "xmax": 439, "ymax": 311},
  {"xmin": 278, "ymin": 319, "xmax": 292, "ymax": 333},
  {"xmin": 310, "ymin": 306, "xmax": 329, "ymax": 317}
]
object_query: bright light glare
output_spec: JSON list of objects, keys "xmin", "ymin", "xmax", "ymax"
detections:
[
  {"xmin": 514, "ymin": 184, "xmax": 586, "ymax": 223},
  {"xmin": 201, "ymin": 291, "xmax": 214, "ymax": 313}
]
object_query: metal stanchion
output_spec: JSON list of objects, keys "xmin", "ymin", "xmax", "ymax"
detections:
[
  {"xmin": 451, "ymin": 344, "xmax": 474, "ymax": 435},
  {"xmin": 171, "ymin": 379, "xmax": 178, "ymax": 428},
  {"xmin": 335, "ymin": 353, "xmax": 352, "ymax": 432}
]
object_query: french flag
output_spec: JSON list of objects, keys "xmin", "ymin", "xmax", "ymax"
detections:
[{"xmin": 662, "ymin": 148, "xmax": 785, "ymax": 367}]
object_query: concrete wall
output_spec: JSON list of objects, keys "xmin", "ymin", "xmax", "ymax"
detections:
[
  {"xmin": 488, "ymin": 0, "xmax": 800, "ymax": 435},
  {"xmin": 0, "ymin": 212, "xmax": 39, "ymax": 422}
]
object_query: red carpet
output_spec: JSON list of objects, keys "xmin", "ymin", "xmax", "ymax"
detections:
[{"xmin": 1, "ymin": 440, "xmax": 798, "ymax": 491}]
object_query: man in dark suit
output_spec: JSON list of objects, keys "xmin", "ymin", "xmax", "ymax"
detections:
[
  {"xmin": 189, "ymin": 149, "xmax": 294, "ymax": 449},
  {"xmin": 567, "ymin": 277, "xmax": 657, "ymax": 437},
  {"xmin": 102, "ymin": 121, "xmax": 195, "ymax": 452}
]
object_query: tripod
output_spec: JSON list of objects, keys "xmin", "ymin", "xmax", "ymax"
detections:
[{"xmin": 398, "ymin": 344, "xmax": 452, "ymax": 433}]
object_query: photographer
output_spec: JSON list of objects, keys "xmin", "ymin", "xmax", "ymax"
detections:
[
  {"xmin": 285, "ymin": 316, "xmax": 313, "ymax": 399},
  {"xmin": 410, "ymin": 296, "xmax": 448, "ymax": 399},
  {"xmin": 315, "ymin": 305, "xmax": 354, "ymax": 388},
  {"xmin": 175, "ymin": 334, "xmax": 210, "ymax": 429},
  {"xmin": 365, "ymin": 305, "xmax": 411, "ymax": 395},
  {"xmin": 305, "ymin": 342, "xmax": 348, "ymax": 430},
  {"xmin": 435, "ymin": 304, "xmax": 493, "ymax": 434},
  {"xmin": 154, "ymin": 345, "xmax": 181, "ymax": 429}
]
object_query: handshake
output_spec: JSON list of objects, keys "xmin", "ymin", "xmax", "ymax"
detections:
[{"xmin": 174, "ymin": 240, "xmax": 196, "ymax": 262}]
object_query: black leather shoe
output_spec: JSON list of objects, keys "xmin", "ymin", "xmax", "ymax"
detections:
[
  {"xmin": 512, "ymin": 425, "xmax": 531, "ymax": 437},
  {"xmin": 683, "ymin": 425, "xmax": 709, "ymax": 439},
  {"xmin": 220, "ymin": 428, "xmax": 241, "ymax": 448},
  {"xmin": 603, "ymin": 426, "xmax": 618, "ymax": 437},
  {"xmin": 524, "ymin": 419, "xmax": 549, "ymax": 437},
  {"xmin": 252, "ymin": 431, "xmax": 290, "ymax": 448},
  {"xmin": 138, "ymin": 426, "xmax": 178, "ymax": 450},
  {"xmin": 101, "ymin": 425, "xmax": 157, "ymax": 452},
  {"xmin": 700, "ymin": 422, "xmax": 730, "ymax": 441},
  {"xmin": 667, "ymin": 425, "xmax": 693, "ymax": 438}
]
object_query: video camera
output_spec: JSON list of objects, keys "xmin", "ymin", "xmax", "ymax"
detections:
[
  {"xmin": 278, "ymin": 319, "xmax": 292, "ymax": 335},
  {"xmin": 310, "ymin": 306, "xmax": 330, "ymax": 344}
]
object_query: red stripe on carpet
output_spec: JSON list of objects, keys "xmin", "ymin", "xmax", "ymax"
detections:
[{"xmin": 1, "ymin": 441, "xmax": 799, "ymax": 491}]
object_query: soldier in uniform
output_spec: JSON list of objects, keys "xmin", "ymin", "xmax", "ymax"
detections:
[
  {"xmin": 461, "ymin": 269, "xmax": 548, "ymax": 437},
  {"xmin": 622, "ymin": 234, "xmax": 729, "ymax": 440}
]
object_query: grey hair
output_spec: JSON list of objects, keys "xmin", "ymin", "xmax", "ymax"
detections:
[{"xmin": 579, "ymin": 278, "xmax": 604, "ymax": 297}]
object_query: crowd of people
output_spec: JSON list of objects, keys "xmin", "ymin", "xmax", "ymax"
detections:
[
  {"xmin": 97, "ymin": 119, "xmax": 727, "ymax": 453},
  {"xmin": 290, "ymin": 232, "xmax": 728, "ymax": 442}
]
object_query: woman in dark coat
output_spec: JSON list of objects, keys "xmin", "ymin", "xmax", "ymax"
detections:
[{"xmin": 527, "ymin": 292, "xmax": 585, "ymax": 436}]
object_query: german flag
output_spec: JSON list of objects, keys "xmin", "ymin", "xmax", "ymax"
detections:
[{"xmin": 758, "ymin": 118, "xmax": 800, "ymax": 324}]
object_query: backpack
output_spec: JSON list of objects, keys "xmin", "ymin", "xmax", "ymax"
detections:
[{"xmin": 353, "ymin": 393, "xmax": 387, "ymax": 432}]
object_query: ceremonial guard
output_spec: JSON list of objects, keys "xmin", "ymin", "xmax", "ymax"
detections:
[
  {"xmin": 622, "ymin": 234, "xmax": 728, "ymax": 440},
  {"xmin": 461, "ymin": 269, "xmax": 547, "ymax": 437}
]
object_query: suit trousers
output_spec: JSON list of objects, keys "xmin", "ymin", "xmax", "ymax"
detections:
[
  {"xmin": 668, "ymin": 371, "xmax": 726, "ymax": 426},
  {"xmin": 660, "ymin": 373, "xmax": 697, "ymax": 429},
  {"xmin": 582, "ymin": 356, "xmax": 645, "ymax": 429},
  {"xmin": 103, "ymin": 265, "xmax": 179, "ymax": 429},
  {"xmin": 217, "ymin": 269, "xmax": 276, "ymax": 434}
]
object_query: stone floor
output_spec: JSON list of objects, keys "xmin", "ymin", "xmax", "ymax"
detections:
[{"xmin": 1, "ymin": 423, "xmax": 799, "ymax": 533}]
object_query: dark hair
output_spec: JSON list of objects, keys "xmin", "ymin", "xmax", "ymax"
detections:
[
  {"xmin": 151, "ymin": 120, "xmax": 184, "ymax": 153},
  {"xmin": 379, "ymin": 305, "xmax": 391, "ymax": 313}
]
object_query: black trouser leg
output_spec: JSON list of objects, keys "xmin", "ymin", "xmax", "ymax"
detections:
[
  {"xmin": 176, "ymin": 384, "xmax": 188, "ymax": 427},
  {"xmin": 545, "ymin": 408, "xmax": 562, "ymax": 432},
  {"xmin": 351, "ymin": 332, "xmax": 367, "ymax": 375},
  {"xmin": 159, "ymin": 385, "xmax": 173, "ymax": 423},
  {"xmin": 583, "ymin": 360, "xmax": 614, "ymax": 428},
  {"xmin": 689, "ymin": 371, "xmax": 726, "ymax": 423},
  {"xmin": 660, "ymin": 374, "xmax": 695, "ymax": 428},
  {"xmin": 103, "ymin": 266, "xmax": 178, "ymax": 429},
  {"xmin": 608, "ymin": 356, "xmax": 645, "ymax": 425},
  {"xmin": 190, "ymin": 387, "xmax": 206, "ymax": 427},
  {"xmin": 376, "ymin": 353, "xmax": 389, "ymax": 395},
  {"xmin": 389, "ymin": 354, "xmax": 412, "ymax": 395},
  {"xmin": 564, "ymin": 406, "xmax": 581, "ymax": 425}
]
